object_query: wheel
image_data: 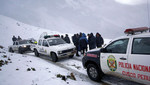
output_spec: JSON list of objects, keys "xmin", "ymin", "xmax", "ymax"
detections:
[
  {"xmin": 18, "ymin": 47, "xmax": 23, "ymax": 54},
  {"xmin": 9, "ymin": 48, "xmax": 14, "ymax": 53},
  {"xmin": 87, "ymin": 64, "xmax": 102, "ymax": 81},
  {"xmin": 69, "ymin": 55, "xmax": 74, "ymax": 58},
  {"xmin": 51, "ymin": 53, "xmax": 58, "ymax": 62},
  {"xmin": 34, "ymin": 49, "xmax": 39, "ymax": 57}
]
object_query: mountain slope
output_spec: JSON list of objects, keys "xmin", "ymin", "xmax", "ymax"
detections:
[{"xmin": 0, "ymin": 15, "xmax": 64, "ymax": 47}]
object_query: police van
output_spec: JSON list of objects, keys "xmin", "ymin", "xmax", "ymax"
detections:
[
  {"xmin": 82, "ymin": 27, "xmax": 150, "ymax": 84},
  {"xmin": 32, "ymin": 32, "xmax": 76, "ymax": 62}
]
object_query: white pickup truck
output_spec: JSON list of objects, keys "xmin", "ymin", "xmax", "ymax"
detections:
[
  {"xmin": 32, "ymin": 33, "xmax": 76, "ymax": 62},
  {"xmin": 82, "ymin": 27, "xmax": 150, "ymax": 84},
  {"xmin": 8, "ymin": 39, "xmax": 34, "ymax": 54}
]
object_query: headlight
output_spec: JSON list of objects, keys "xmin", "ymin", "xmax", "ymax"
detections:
[
  {"xmin": 22, "ymin": 45, "xmax": 27, "ymax": 48},
  {"xmin": 58, "ymin": 51, "xmax": 62, "ymax": 54}
]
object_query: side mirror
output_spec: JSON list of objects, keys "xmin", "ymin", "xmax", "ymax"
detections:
[{"xmin": 100, "ymin": 48, "xmax": 107, "ymax": 53}]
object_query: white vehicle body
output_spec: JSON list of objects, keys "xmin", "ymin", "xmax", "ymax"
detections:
[
  {"xmin": 100, "ymin": 33, "xmax": 150, "ymax": 84},
  {"xmin": 8, "ymin": 40, "xmax": 33, "ymax": 54},
  {"xmin": 33, "ymin": 36, "xmax": 76, "ymax": 62},
  {"xmin": 83, "ymin": 27, "xmax": 150, "ymax": 84}
]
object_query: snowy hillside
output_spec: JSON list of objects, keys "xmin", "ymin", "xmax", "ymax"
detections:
[
  {"xmin": 0, "ymin": 0, "xmax": 149, "ymax": 38},
  {"xmin": 0, "ymin": 15, "xmax": 110, "ymax": 48},
  {"xmin": 0, "ymin": 15, "xmax": 70, "ymax": 48}
]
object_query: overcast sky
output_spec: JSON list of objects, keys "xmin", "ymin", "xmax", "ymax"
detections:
[{"xmin": 0, "ymin": 0, "xmax": 149, "ymax": 38}]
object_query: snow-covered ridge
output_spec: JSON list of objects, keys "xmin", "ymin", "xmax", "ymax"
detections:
[
  {"xmin": 0, "ymin": 15, "xmax": 69, "ymax": 47},
  {"xmin": 0, "ymin": 15, "xmax": 111, "ymax": 48}
]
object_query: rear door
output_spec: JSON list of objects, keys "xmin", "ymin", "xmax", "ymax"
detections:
[
  {"xmin": 101, "ymin": 38, "xmax": 131, "ymax": 79},
  {"xmin": 128, "ymin": 37, "xmax": 150, "ymax": 84}
]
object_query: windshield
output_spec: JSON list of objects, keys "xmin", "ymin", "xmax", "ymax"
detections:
[
  {"xmin": 19, "ymin": 40, "xmax": 30, "ymax": 44},
  {"xmin": 47, "ymin": 38, "xmax": 66, "ymax": 46}
]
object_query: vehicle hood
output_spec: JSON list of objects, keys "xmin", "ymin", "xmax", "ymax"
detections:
[
  {"xmin": 51, "ymin": 43, "xmax": 75, "ymax": 51},
  {"xmin": 87, "ymin": 48, "xmax": 101, "ymax": 54}
]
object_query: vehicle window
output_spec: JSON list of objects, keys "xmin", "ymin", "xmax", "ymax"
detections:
[
  {"xmin": 38, "ymin": 40, "xmax": 42, "ymax": 46},
  {"xmin": 42, "ymin": 40, "xmax": 49, "ymax": 47},
  {"xmin": 48, "ymin": 38, "xmax": 66, "ymax": 46},
  {"xmin": 132, "ymin": 37, "xmax": 150, "ymax": 54},
  {"xmin": 105, "ymin": 39, "xmax": 129, "ymax": 54}
]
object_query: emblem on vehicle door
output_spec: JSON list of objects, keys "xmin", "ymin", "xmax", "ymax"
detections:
[{"xmin": 107, "ymin": 55, "xmax": 117, "ymax": 71}]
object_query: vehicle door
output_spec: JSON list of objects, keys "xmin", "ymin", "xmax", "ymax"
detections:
[
  {"xmin": 128, "ymin": 37, "xmax": 150, "ymax": 84},
  {"xmin": 41, "ymin": 40, "xmax": 49, "ymax": 55},
  {"xmin": 37, "ymin": 39, "xmax": 44, "ymax": 54},
  {"xmin": 100, "ymin": 38, "xmax": 130, "ymax": 79}
]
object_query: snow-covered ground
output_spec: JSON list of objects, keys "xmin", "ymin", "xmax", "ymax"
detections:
[
  {"xmin": 0, "ymin": 48, "xmax": 101, "ymax": 85},
  {"xmin": 0, "ymin": 15, "xmax": 142, "ymax": 85}
]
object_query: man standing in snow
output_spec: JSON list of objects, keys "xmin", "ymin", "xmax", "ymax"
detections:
[
  {"xmin": 88, "ymin": 33, "xmax": 96, "ymax": 50},
  {"xmin": 72, "ymin": 34, "xmax": 80, "ymax": 56},
  {"xmin": 64, "ymin": 34, "xmax": 71, "ymax": 43},
  {"xmin": 17, "ymin": 36, "xmax": 22, "ymax": 41},
  {"xmin": 79, "ymin": 33, "xmax": 88, "ymax": 54},
  {"xmin": 12, "ymin": 35, "xmax": 17, "ymax": 44},
  {"xmin": 96, "ymin": 33, "xmax": 104, "ymax": 48}
]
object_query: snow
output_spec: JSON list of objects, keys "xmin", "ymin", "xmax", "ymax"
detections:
[
  {"xmin": 0, "ymin": 14, "xmax": 111, "ymax": 48},
  {"xmin": 0, "ymin": 15, "xmax": 111, "ymax": 85},
  {"xmin": 0, "ymin": 15, "xmax": 142, "ymax": 85},
  {"xmin": 0, "ymin": 49, "xmax": 95, "ymax": 85}
]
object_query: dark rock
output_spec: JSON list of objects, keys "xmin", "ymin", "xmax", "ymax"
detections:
[
  {"xmin": 0, "ymin": 45, "xmax": 3, "ymax": 49},
  {"xmin": 27, "ymin": 68, "xmax": 31, "ymax": 71},
  {"xmin": 31, "ymin": 68, "xmax": 36, "ymax": 71},
  {"xmin": 62, "ymin": 76, "xmax": 66, "ymax": 81}
]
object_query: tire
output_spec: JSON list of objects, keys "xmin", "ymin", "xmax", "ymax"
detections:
[
  {"xmin": 69, "ymin": 55, "xmax": 74, "ymax": 58},
  {"xmin": 51, "ymin": 53, "xmax": 58, "ymax": 62},
  {"xmin": 34, "ymin": 49, "xmax": 39, "ymax": 57},
  {"xmin": 87, "ymin": 64, "xmax": 102, "ymax": 81},
  {"xmin": 9, "ymin": 48, "xmax": 14, "ymax": 53},
  {"xmin": 18, "ymin": 47, "xmax": 23, "ymax": 54}
]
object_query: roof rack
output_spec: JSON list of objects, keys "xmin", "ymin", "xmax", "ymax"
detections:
[{"xmin": 124, "ymin": 27, "xmax": 149, "ymax": 35}]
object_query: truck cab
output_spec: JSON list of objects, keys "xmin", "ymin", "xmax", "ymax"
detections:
[{"xmin": 82, "ymin": 27, "xmax": 150, "ymax": 84}]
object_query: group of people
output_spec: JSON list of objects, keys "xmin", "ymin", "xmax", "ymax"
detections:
[
  {"xmin": 12, "ymin": 35, "xmax": 22, "ymax": 43},
  {"xmin": 61, "ymin": 34, "xmax": 71, "ymax": 43},
  {"xmin": 71, "ymin": 32, "xmax": 104, "ymax": 56}
]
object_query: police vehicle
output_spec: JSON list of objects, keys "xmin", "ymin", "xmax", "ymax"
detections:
[
  {"xmin": 32, "ymin": 32, "xmax": 76, "ymax": 62},
  {"xmin": 82, "ymin": 27, "xmax": 150, "ymax": 84},
  {"xmin": 8, "ymin": 39, "xmax": 34, "ymax": 54}
]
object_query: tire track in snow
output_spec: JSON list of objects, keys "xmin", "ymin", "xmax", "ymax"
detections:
[
  {"xmin": 25, "ymin": 53, "xmax": 110, "ymax": 85},
  {"xmin": 25, "ymin": 53, "xmax": 142, "ymax": 85}
]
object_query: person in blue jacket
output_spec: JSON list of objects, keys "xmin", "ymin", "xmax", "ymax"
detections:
[{"xmin": 79, "ymin": 33, "xmax": 88, "ymax": 54}]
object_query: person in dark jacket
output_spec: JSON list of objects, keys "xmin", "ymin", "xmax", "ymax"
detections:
[
  {"xmin": 88, "ymin": 33, "xmax": 96, "ymax": 50},
  {"xmin": 61, "ymin": 35, "xmax": 65, "ymax": 41},
  {"xmin": 96, "ymin": 33, "xmax": 104, "ymax": 48},
  {"xmin": 64, "ymin": 34, "xmax": 71, "ymax": 43},
  {"xmin": 79, "ymin": 33, "xmax": 88, "ymax": 54},
  {"xmin": 12, "ymin": 35, "xmax": 17, "ymax": 44},
  {"xmin": 18, "ymin": 36, "xmax": 22, "ymax": 41},
  {"xmin": 72, "ymin": 34, "xmax": 80, "ymax": 56}
]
